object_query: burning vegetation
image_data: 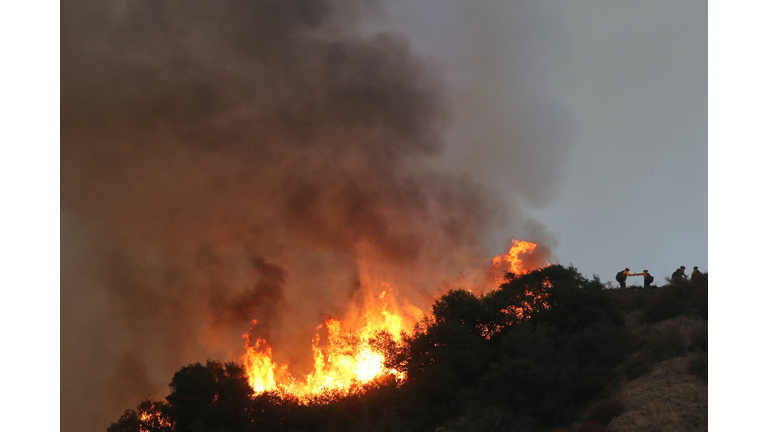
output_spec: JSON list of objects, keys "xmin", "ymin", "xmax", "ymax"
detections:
[
  {"xmin": 62, "ymin": 1, "xmax": 573, "ymax": 431},
  {"xmin": 240, "ymin": 239, "xmax": 546, "ymax": 402},
  {"xmin": 109, "ymin": 263, "xmax": 638, "ymax": 432}
]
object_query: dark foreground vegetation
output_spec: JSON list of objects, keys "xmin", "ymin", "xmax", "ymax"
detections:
[{"xmin": 108, "ymin": 265, "xmax": 708, "ymax": 432}]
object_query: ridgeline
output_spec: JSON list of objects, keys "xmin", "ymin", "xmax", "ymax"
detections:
[{"xmin": 108, "ymin": 265, "xmax": 708, "ymax": 432}]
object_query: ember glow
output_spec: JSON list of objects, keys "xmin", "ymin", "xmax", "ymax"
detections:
[
  {"xmin": 242, "ymin": 239, "xmax": 547, "ymax": 401},
  {"xmin": 138, "ymin": 406, "xmax": 171, "ymax": 432}
]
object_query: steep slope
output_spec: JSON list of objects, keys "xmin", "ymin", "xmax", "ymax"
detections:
[{"xmin": 573, "ymin": 279, "xmax": 708, "ymax": 432}]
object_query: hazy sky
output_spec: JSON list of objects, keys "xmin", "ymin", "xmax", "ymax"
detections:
[
  {"xmin": 13, "ymin": 0, "xmax": 768, "ymax": 431},
  {"xmin": 52, "ymin": 2, "xmax": 706, "ymax": 432},
  {"xmin": 382, "ymin": 0, "xmax": 707, "ymax": 282},
  {"xmin": 54, "ymin": 2, "xmax": 708, "ymax": 431}
]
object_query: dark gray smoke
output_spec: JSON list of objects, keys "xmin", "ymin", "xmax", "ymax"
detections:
[
  {"xmin": 62, "ymin": 1, "xmax": 490, "ymax": 430},
  {"xmin": 61, "ymin": 1, "xmax": 568, "ymax": 431}
]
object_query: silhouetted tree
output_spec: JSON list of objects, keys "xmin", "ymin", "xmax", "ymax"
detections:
[
  {"xmin": 107, "ymin": 400, "xmax": 170, "ymax": 432},
  {"xmin": 107, "ymin": 409, "xmax": 141, "ymax": 432},
  {"xmin": 165, "ymin": 361, "xmax": 254, "ymax": 432},
  {"xmin": 110, "ymin": 265, "xmax": 634, "ymax": 432}
]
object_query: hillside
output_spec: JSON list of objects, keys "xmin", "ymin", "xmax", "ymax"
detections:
[
  {"xmin": 107, "ymin": 267, "xmax": 708, "ymax": 432},
  {"xmin": 568, "ymin": 279, "xmax": 708, "ymax": 432}
]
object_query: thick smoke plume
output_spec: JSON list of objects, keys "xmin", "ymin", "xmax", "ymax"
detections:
[{"xmin": 61, "ymin": 1, "xmax": 561, "ymax": 431}]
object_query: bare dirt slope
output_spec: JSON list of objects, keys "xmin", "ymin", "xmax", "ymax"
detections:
[{"xmin": 609, "ymin": 314, "xmax": 708, "ymax": 432}]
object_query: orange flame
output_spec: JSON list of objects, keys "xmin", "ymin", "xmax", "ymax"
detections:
[
  {"xmin": 242, "ymin": 328, "xmax": 284, "ymax": 393},
  {"xmin": 138, "ymin": 408, "xmax": 171, "ymax": 432},
  {"xmin": 491, "ymin": 239, "xmax": 540, "ymax": 275},
  {"xmin": 241, "ymin": 239, "xmax": 547, "ymax": 401},
  {"xmin": 241, "ymin": 284, "xmax": 419, "ymax": 401}
]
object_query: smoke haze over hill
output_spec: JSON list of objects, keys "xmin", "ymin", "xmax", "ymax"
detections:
[{"xmin": 60, "ymin": 1, "xmax": 576, "ymax": 430}]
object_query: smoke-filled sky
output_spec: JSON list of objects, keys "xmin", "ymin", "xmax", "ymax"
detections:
[
  {"xmin": 60, "ymin": 1, "xmax": 523, "ymax": 430},
  {"xmin": 54, "ymin": 1, "xmax": 707, "ymax": 431},
  {"xmin": 381, "ymin": 0, "xmax": 707, "ymax": 281}
]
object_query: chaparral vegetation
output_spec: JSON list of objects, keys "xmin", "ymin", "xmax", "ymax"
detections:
[{"xmin": 109, "ymin": 265, "xmax": 708, "ymax": 431}]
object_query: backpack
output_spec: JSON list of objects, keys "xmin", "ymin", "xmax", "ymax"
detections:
[
  {"xmin": 616, "ymin": 271, "xmax": 627, "ymax": 282},
  {"xmin": 647, "ymin": 274, "xmax": 654, "ymax": 284}
]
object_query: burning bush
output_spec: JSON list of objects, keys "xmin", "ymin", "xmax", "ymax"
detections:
[
  {"xmin": 378, "ymin": 266, "xmax": 630, "ymax": 429},
  {"xmin": 107, "ymin": 400, "xmax": 170, "ymax": 432},
  {"xmin": 109, "ymin": 265, "xmax": 631, "ymax": 431}
]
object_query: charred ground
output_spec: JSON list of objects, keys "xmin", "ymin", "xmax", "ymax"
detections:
[{"xmin": 107, "ymin": 265, "xmax": 708, "ymax": 432}]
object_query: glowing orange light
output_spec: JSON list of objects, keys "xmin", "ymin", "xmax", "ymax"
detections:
[
  {"xmin": 241, "ymin": 239, "xmax": 548, "ymax": 402},
  {"xmin": 241, "ymin": 284, "xmax": 420, "ymax": 402},
  {"xmin": 491, "ymin": 239, "xmax": 540, "ymax": 275}
]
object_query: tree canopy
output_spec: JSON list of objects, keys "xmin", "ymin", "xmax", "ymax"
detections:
[{"xmin": 109, "ymin": 265, "xmax": 632, "ymax": 431}]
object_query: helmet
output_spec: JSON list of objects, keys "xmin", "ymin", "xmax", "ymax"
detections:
[
  {"xmin": 625, "ymin": 268, "xmax": 630, "ymax": 271},
  {"xmin": 694, "ymin": 266, "xmax": 698, "ymax": 269},
  {"xmin": 681, "ymin": 266, "xmax": 686, "ymax": 269},
  {"xmin": 643, "ymin": 269, "xmax": 648, "ymax": 272}
]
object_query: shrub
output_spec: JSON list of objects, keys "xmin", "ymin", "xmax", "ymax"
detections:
[
  {"xmin": 584, "ymin": 396, "xmax": 626, "ymax": 425},
  {"xmin": 690, "ymin": 274, "xmax": 708, "ymax": 319},
  {"xmin": 451, "ymin": 405, "xmax": 538, "ymax": 432},
  {"xmin": 108, "ymin": 400, "xmax": 170, "ymax": 432},
  {"xmin": 623, "ymin": 351, "xmax": 653, "ymax": 380},
  {"xmin": 576, "ymin": 420, "xmax": 611, "ymax": 432},
  {"xmin": 108, "ymin": 265, "xmax": 633, "ymax": 432},
  {"xmin": 605, "ymin": 288, "xmax": 647, "ymax": 313},
  {"xmin": 643, "ymin": 286, "xmax": 686, "ymax": 322},
  {"xmin": 688, "ymin": 351, "xmax": 708, "ymax": 381},
  {"xmin": 689, "ymin": 323, "xmax": 708, "ymax": 352},
  {"xmin": 645, "ymin": 327, "xmax": 687, "ymax": 362},
  {"xmin": 691, "ymin": 272, "xmax": 708, "ymax": 289},
  {"xmin": 165, "ymin": 361, "xmax": 254, "ymax": 432}
]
